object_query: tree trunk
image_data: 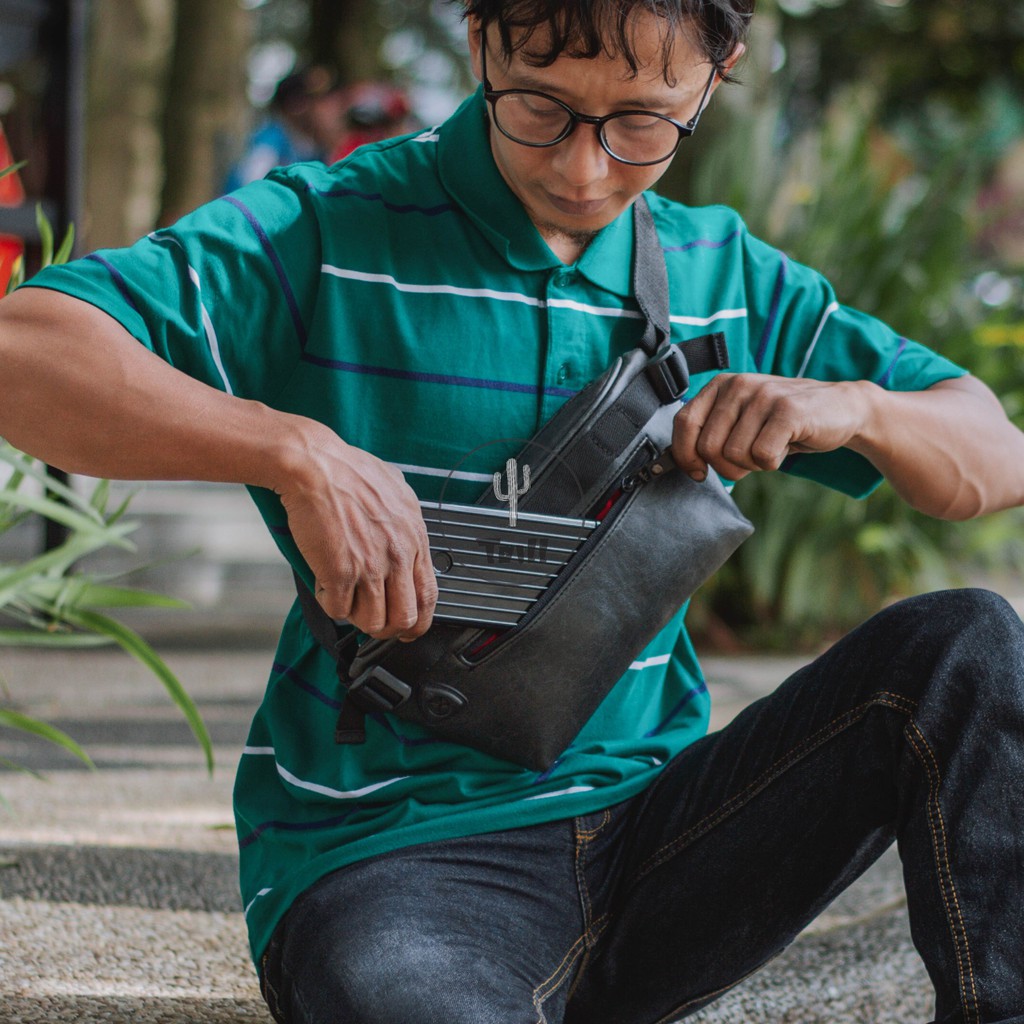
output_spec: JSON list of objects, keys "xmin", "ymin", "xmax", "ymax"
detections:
[
  {"xmin": 309, "ymin": 0, "xmax": 385, "ymax": 83},
  {"xmin": 83, "ymin": 0, "xmax": 174, "ymax": 249},
  {"xmin": 157, "ymin": 0, "xmax": 251, "ymax": 227}
]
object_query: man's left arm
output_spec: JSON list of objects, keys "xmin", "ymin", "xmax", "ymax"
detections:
[{"xmin": 671, "ymin": 372, "xmax": 1024, "ymax": 520}]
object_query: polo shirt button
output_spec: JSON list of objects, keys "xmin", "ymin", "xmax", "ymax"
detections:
[
  {"xmin": 556, "ymin": 363, "xmax": 570, "ymax": 383},
  {"xmin": 553, "ymin": 270, "xmax": 574, "ymax": 288}
]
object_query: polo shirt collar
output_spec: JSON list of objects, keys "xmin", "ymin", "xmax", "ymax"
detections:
[{"xmin": 438, "ymin": 87, "xmax": 636, "ymax": 299}]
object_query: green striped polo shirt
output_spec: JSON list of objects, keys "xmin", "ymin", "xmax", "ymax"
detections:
[{"xmin": 26, "ymin": 87, "xmax": 965, "ymax": 964}]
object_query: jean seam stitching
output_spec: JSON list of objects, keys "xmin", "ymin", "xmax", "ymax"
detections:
[
  {"xmin": 563, "ymin": 912, "xmax": 611, "ymax": 1006},
  {"xmin": 531, "ymin": 931, "xmax": 589, "ymax": 1024},
  {"xmin": 904, "ymin": 720, "xmax": 980, "ymax": 1024},
  {"xmin": 635, "ymin": 691, "xmax": 917, "ymax": 882},
  {"xmin": 574, "ymin": 817, "xmax": 599, "ymax": 936},
  {"xmin": 565, "ymin": 813, "xmax": 614, "ymax": 1008},
  {"xmin": 260, "ymin": 951, "xmax": 288, "ymax": 1024},
  {"xmin": 576, "ymin": 808, "xmax": 611, "ymax": 840}
]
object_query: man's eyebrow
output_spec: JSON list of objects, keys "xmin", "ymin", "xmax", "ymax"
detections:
[{"xmin": 502, "ymin": 66, "xmax": 676, "ymax": 111}]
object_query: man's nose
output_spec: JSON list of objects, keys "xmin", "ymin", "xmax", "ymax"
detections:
[{"xmin": 551, "ymin": 124, "xmax": 610, "ymax": 186}]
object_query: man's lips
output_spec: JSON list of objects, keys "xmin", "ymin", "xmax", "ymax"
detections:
[{"xmin": 543, "ymin": 191, "xmax": 609, "ymax": 217}]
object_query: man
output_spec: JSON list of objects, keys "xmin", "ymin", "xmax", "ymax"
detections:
[
  {"xmin": 2, "ymin": 2, "xmax": 1024, "ymax": 1021},
  {"xmin": 223, "ymin": 65, "xmax": 348, "ymax": 193}
]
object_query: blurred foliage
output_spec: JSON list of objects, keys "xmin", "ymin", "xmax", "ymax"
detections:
[
  {"xmin": 688, "ymin": 84, "xmax": 1024, "ymax": 649},
  {"xmin": 0, "ymin": 167, "xmax": 212, "ymax": 775},
  {"xmin": 771, "ymin": 0, "xmax": 1024, "ymax": 125}
]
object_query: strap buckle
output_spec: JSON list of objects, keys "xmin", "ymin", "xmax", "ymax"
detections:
[
  {"xmin": 645, "ymin": 344, "xmax": 689, "ymax": 403},
  {"xmin": 348, "ymin": 666, "xmax": 413, "ymax": 713}
]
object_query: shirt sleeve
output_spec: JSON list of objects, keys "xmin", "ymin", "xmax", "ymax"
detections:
[
  {"xmin": 20, "ymin": 172, "xmax": 323, "ymax": 406},
  {"xmin": 741, "ymin": 230, "xmax": 967, "ymax": 499}
]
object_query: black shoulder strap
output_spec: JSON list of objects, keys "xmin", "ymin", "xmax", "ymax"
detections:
[
  {"xmin": 632, "ymin": 194, "xmax": 729, "ymax": 377},
  {"xmin": 633, "ymin": 195, "xmax": 672, "ymax": 357}
]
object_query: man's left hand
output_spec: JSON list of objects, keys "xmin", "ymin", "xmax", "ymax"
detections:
[{"xmin": 670, "ymin": 373, "xmax": 869, "ymax": 482}]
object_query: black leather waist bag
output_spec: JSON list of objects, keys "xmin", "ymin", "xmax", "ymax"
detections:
[{"xmin": 297, "ymin": 196, "xmax": 754, "ymax": 771}]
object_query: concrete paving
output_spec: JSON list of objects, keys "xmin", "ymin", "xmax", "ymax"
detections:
[{"xmin": 0, "ymin": 643, "xmax": 938, "ymax": 1024}]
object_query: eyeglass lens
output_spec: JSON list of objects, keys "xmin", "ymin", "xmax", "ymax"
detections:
[{"xmin": 491, "ymin": 93, "xmax": 683, "ymax": 164}]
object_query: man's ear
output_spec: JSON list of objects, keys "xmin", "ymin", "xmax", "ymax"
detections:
[
  {"xmin": 721, "ymin": 44, "xmax": 747, "ymax": 83},
  {"xmin": 704, "ymin": 43, "xmax": 746, "ymax": 103},
  {"xmin": 467, "ymin": 15, "xmax": 484, "ymax": 84}
]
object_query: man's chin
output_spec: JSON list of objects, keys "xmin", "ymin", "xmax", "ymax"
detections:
[{"xmin": 536, "ymin": 219, "xmax": 600, "ymax": 251}]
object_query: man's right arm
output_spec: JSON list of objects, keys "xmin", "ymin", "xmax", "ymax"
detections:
[{"xmin": 0, "ymin": 288, "xmax": 437, "ymax": 639}]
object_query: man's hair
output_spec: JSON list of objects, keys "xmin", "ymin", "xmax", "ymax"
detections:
[{"xmin": 456, "ymin": 0, "xmax": 755, "ymax": 82}]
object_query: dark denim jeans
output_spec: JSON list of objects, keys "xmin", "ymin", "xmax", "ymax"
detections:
[{"xmin": 260, "ymin": 589, "xmax": 1024, "ymax": 1024}]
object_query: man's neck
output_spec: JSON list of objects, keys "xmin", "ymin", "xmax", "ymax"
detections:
[{"xmin": 538, "ymin": 223, "xmax": 598, "ymax": 264}]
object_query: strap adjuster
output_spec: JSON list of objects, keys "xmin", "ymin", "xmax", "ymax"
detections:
[
  {"xmin": 348, "ymin": 666, "xmax": 413, "ymax": 713},
  {"xmin": 645, "ymin": 345, "xmax": 690, "ymax": 403}
]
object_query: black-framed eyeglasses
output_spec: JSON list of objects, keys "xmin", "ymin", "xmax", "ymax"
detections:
[{"xmin": 481, "ymin": 42, "xmax": 716, "ymax": 167}]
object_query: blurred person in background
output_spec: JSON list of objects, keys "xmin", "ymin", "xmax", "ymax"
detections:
[
  {"xmin": 224, "ymin": 65, "xmax": 347, "ymax": 191},
  {"xmin": 329, "ymin": 81, "xmax": 419, "ymax": 162}
]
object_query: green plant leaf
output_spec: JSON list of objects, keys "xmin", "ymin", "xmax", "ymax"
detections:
[
  {"xmin": 0, "ymin": 487, "xmax": 113, "ymax": 536},
  {"xmin": 88, "ymin": 477, "xmax": 111, "ymax": 515},
  {"xmin": 0, "ymin": 528, "xmax": 136, "ymax": 607},
  {"xmin": 0, "ymin": 446, "xmax": 107, "ymax": 522},
  {"xmin": 59, "ymin": 607, "xmax": 214, "ymax": 774},
  {"xmin": 35, "ymin": 203, "xmax": 54, "ymax": 268},
  {"xmin": 0, "ymin": 161, "xmax": 26, "ymax": 180},
  {"xmin": 0, "ymin": 708, "xmax": 95, "ymax": 768},
  {"xmin": 28, "ymin": 579, "xmax": 190, "ymax": 610},
  {"xmin": 0, "ymin": 757, "xmax": 45, "ymax": 780},
  {"xmin": 54, "ymin": 223, "xmax": 76, "ymax": 266},
  {"xmin": 0, "ymin": 629, "xmax": 113, "ymax": 648}
]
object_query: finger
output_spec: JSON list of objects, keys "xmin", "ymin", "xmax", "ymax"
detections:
[
  {"xmin": 347, "ymin": 574, "xmax": 389, "ymax": 638},
  {"xmin": 692, "ymin": 387, "xmax": 752, "ymax": 477},
  {"xmin": 379, "ymin": 552, "xmax": 424, "ymax": 640},
  {"xmin": 399, "ymin": 548, "xmax": 438, "ymax": 641},
  {"xmin": 314, "ymin": 576, "xmax": 356, "ymax": 623},
  {"xmin": 672, "ymin": 382, "xmax": 722, "ymax": 480},
  {"xmin": 749, "ymin": 415, "xmax": 800, "ymax": 471},
  {"xmin": 715, "ymin": 399, "xmax": 785, "ymax": 474}
]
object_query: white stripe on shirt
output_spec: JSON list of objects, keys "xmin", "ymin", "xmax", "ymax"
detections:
[
  {"xmin": 629, "ymin": 653, "xmax": 673, "ymax": 671},
  {"xmin": 796, "ymin": 301, "xmax": 840, "ymax": 378},
  {"xmin": 244, "ymin": 887, "xmax": 273, "ymax": 918},
  {"xmin": 147, "ymin": 233, "xmax": 234, "ymax": 395},
  {"xmin": 275, "ymin": 762, "xmax": 409, "ymax": 800},
  {"xmin": 322, "ymin": 265, "xmax": 748, "ymax": 328},
  {"xmin": 670, "ymin": 308, "xmax": 748, "ymax": 327},
  {"xmin": 391, "ymin": 462, "xmax": 493, "ymax": 483},
  {"xmin": 321, "ymin": 266, "xmax": 547, "ymax": 307},
  {"xmin": 243, "ymin": 746, "xmax": 408, "ymax": 800},
  {"xmin": 187, "ymin": 266, "xmax": 235, "ymax": 395},
  {"xmin": 526, "ymin": 785, "xmax": 595, "ymax": 800}
]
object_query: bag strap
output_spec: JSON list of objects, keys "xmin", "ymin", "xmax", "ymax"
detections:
[
  {"xmin": 633, "ymin": 194, "xmax": 671, "ymax": 357},
  {"xmin": 632, "ymin": 194, "xmax": 728, "ymax": 377},
  {"xmin": 295, "ymin": 193, "xmax": 729, "ymax": 743}
]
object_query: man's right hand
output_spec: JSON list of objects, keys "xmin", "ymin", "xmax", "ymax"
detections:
[{"xmin": 273, "ymin": 420, "xmax": 438, "ymax": 641}]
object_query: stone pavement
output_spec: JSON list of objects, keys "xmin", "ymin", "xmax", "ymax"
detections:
[{"xmin": 0, "ymin": 643, "xmax": 938, "ymax": 1024}]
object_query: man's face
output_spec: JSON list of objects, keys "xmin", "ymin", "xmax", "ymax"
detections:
[{"xmin": 467, "ymin": 13, "xmax": 730, "ymax": 259}]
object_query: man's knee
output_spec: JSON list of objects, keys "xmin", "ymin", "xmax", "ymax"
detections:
[
  {"xmin": 882, "ymin": 588, "xmax": 1023, "ymax": 666},
  {"xmin": 881, "ymin": 589, "xmax": 1024, "ymax": 729},
  {"xmin": 276, "ymin": 922, "xmax": 534, "ymax": 1024}
]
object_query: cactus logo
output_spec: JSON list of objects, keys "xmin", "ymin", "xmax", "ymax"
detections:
[
  {"xmin": 424, "ymin": 440, "xmax": 597, "ymax": 627},
  {"xmin": 492, "ymin": 457, "xmax": 531, "ymax": 527}
]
